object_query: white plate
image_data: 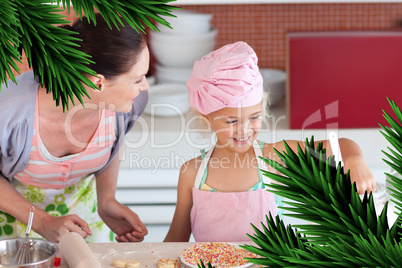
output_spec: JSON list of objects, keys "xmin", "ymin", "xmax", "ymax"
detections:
[{"xmin": 179, "ymin": 243, "xmax": 254, "ymax": 268}]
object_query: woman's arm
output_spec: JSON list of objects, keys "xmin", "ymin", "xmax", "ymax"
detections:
[
  {"xmin": 0, "ymin": 175, "xmax": 91, "ymax": 242},
  {"xmin": 96, "ymin": 144, "xmax": 148, "ymax": 242},
  {"xmin": 164, "ymin": 159, "xmax": 197, "ymax": 242}
]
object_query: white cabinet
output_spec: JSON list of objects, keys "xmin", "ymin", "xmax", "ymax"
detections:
[{"xmin": 116, "ymin": 169, "xmax": 180, "ymax": 242}]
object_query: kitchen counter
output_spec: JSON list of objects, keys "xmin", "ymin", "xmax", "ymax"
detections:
[{"xmin": 60, "ymin": 242, "xmax": 259, "ymax": 268}]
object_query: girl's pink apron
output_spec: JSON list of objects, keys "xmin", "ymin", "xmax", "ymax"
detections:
[{"xmin": 190, "ymin": 141, "xmax": 277, "ymax": 242}]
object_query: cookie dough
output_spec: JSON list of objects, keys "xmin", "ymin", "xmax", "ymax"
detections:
[{"xmin": 112, "ymin": 258, "xmax": 141, "ymax": 268}]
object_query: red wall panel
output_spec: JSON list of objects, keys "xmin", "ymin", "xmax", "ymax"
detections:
[{"xmin": 287, "ymin": 31, "xmax": 402, "ymax": 129}]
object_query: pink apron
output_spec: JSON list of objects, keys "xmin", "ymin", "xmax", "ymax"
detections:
[{"xmin": 190, "ymin": 141, "xmax": 277, "ymax": 242}]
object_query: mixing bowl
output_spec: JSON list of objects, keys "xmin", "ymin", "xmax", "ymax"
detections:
[{"xmin": 0, "ymin": 239, "xmax": 58, "ymax": 268}]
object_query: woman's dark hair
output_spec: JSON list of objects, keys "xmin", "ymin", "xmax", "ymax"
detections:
[{"xmin": 60, "ymin": 13, "xmax": 146, "ymax": 79}]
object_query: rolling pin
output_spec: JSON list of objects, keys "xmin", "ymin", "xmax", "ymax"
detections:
[{"xmin": 59, "ymin": 231, "xmax": 102, "ymax": 268}]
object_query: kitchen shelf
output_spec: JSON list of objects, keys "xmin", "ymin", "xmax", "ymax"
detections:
[{"xmin": 173, "ymin": 0, "xmax": 402, "ymax": 5}]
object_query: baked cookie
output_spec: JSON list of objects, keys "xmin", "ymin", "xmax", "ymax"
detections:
[
  {"xmin": 112, "ymin": 258, "xmax": 141, "ymax": 268},
  {"xmin": 111, "ymin": 259, "xmax": 127, "ymax": 268},
  {"xmin": 126, "ymin": 259, "xmax": 141, "ymax": 268}
]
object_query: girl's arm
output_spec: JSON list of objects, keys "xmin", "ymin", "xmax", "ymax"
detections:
[
  {"xmin": 0, "ymin": 175, "xmax": 91, "ymax": 242},
  {"xmin": 96, "ymin": 143, "xmax": 148, "ymax": 242},
  {"xmin": 333, "ymin": 138, "xmax": 376, "ymax": 194},
  {"xmin": 164, "ymin": 159, "xmax": 197, "ymax": 242},
  {"xmin": 267, "ymin": 138, "xmax": 375, "ymax": 194}
]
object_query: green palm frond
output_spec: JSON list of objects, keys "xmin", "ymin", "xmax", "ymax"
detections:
[
  {"xmin": 261, "ymin": 137, "xmax": 401, "ymax": 246},
  {"xmin": 244, "ymin": 122, "xmax": 402, "ymax": 266},
  {"xmin": 0, "ymin": 1, "xmax": 21, "ymax": 86},
  {"xmin": 14, "ymin": 0, "xmax": 96, "ymax": 110},
  {"xmin": 242, "ymin": 214, "xmax": 402, "ymax": 267},
  {"xmin": 1, "ymin": 0, "xmax": 178, "ymax": 110},
  {"xmin": 323, "ymin": 231, "xmax": 402, "ymax": 267},
  {"xmin": 197, "ymin": 260, "xmax": 215, "ymax": 268},
  {"xmin": 240, "ymin": 213, "xmax": 310, "ymax": 267},
  {"xmin": 59, "ymin": 0, "xmax": 179, "ymax": 33},
  {"xmin": 380, "ymin": 98, "xmax": 402, "ymax": 214}
]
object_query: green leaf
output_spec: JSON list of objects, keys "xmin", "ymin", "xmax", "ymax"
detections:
[{"xmin": 1, "ymin": 0, "xmax": 178, "ymax": 109}]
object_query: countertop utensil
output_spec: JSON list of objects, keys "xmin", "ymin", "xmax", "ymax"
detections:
[
  {"xmin": 11, "ymin": 206, "xmax": 35, "ymax": 265},
  {"xmin": 328, "ymin": 131, "xmax": 344, "ymax": 167}
]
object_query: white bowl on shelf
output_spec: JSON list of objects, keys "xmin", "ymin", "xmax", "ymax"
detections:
[
  {"xmin": 157, "ymin": 10, "xmax": 213, "ymax": 34},
  {"xmin": 144, "ymin": 83, "xmax": 190, "ymax": 117},
  {"xmin": 146, "ymin": 75, "xmax": 156, "ymax": 86},
  {"xmin": 155, "ymin": 64, "xmax": 193, "ymax": 84},
  {"xmin": 150, "ymin": 29, "xmax": 217, "ymax": 68},
  {"xmin": 260, "ymin": 69, "xmax": 287, "ymax": 107}
]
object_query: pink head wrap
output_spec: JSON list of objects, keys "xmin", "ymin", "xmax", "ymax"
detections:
[{"xmin": 187, "ymin": 41, "xmax": 263, "ymax": 115}]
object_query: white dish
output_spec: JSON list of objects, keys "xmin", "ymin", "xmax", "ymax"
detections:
[
  {"xmin": 146, "ymin": 75, "xmax": 156, "ymax": 86},
  {"xmin": 180, "ymin": 256, "xmax": 253, "ymax": 268},
  {"xmin": 150, "ymin": 29, "xmax": 217, "ymax": 68},
  {"xmin": 144, "ymin": 83, "xmax": 190, "ymax": 117},
  {"xmin": 155, "ymin": 64, "xmax": 193, "ymax": 84},
  {"xmin": 179, "ymin": 243, "xmax": 254, "ymax": 268},
  {"xmin": 157, "ymin": 10, "xmax": 213, "ymax": 34}
]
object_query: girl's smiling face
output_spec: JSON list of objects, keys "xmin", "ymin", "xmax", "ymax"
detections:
[{"xmin": 205, "ymin": 101, "xmax": 263, "ymax": 153}]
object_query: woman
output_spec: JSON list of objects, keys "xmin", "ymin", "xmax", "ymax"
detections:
[{"xmin": 0, "ymin": 13, "xmax": 149, "ymax": 243}]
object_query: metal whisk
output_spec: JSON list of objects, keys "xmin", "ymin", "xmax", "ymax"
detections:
[{"xmin": 11, "ymin": 206, "xmax": 35, "ymax": 265}]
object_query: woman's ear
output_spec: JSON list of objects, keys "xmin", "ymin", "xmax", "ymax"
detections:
[{"xmin": 88, "ymin": 74, "xmax": 106, "ymax": 91}]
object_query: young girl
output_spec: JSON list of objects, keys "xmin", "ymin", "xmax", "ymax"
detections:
[{"xmin": 164, "ymin": 41, "xmax": 376, "ymax": 242}]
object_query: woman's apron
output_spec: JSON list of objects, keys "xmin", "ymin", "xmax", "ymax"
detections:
[
  {"xmin": 190, "ymin": 140, "xmax": 278, "ymax": 242},
  {"xmin": 0, "ymin": 101, "xmax": 116, "ymax": 242},
  {"xmin": 0, "ymin": 175, "xmax": 113, "ymax": 242}
]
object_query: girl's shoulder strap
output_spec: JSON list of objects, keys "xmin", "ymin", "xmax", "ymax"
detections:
[
  {"xmin": 200, "ymin": 149, "xmax": 206, "ymax": 160},
  {"xmin": 194, "ymin": 147, "xmax": 214, "ymax": 188},
  {"xmin": 258, "ymin": 139, "xmax": 265, "ymax": 149},
  {"xmin": 254, "ymin": 140, "xmax": 271, "ymax": 184}
]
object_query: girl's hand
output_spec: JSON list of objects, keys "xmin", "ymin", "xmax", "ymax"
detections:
[
  {"xmin": 98, "ymin": 198, "xmax": 148, "ymax": 242},
  {"xmin": 345, "ymin": 155, "xmax": 376, "ymax": 195},
  {"xmin": 35, "ymin": 212, "xmax": 92, "ymax": 243}
]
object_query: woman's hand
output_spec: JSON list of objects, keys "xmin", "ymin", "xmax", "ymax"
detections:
[
  {"xmin": 35, "ymin": 211, "xmax": 92, "ymax": 243},
  {"xmin": 94, "ymin": 144, "xmax": 147, "ymax": 242},
  {"xmin": 98, "ymin": 198, "xmax": 148, "ymax": 242}
]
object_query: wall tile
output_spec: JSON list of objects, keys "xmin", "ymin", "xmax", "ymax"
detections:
[
  {"xmin": 7, "ymin": 3, "xmax": 402, "ymax": 80},
  {"xmin": 181, "ymin": 3, "xmax": 402, "ymax": 70}
]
